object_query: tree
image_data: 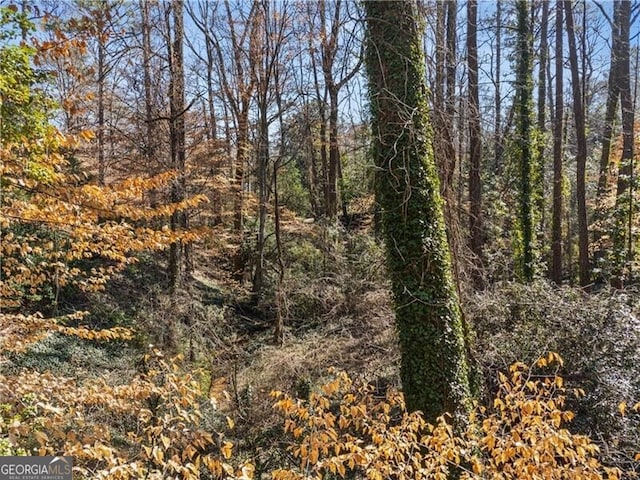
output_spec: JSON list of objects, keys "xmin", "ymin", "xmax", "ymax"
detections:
[
  {"xmin": 251, "ymin": 0, "xmax": 290, "ymax": 295},
  {"xmin": 565, "ymin": 0, "xmax": 590, "ymax": 287},
  {"xmin": 140, "ymin": 0, "xmax": 157, "ymax": 174},
  {"xmin": 432, "ymin": 0, "xmax": 461, "ymax": 280},
  {"xmin": 0, "ymin": 5, "xmax": 204, "ymax": 316},
  {"xmin": 309, "ymin": 0, "xmax": 362, "ymax": 220},
  {"xmin": 432, "ymin": 0, "xmax": 458, "ymax": 201},
  {"xmin": 551, "ymin": 0, "xmax": 564, "ymax": 284},
  {"xmin": 514, "ymin": 0, "xmax": 535, "ymax": 281},
  {"xmin": 364, "ymin": 0, "xmax": 471, "ymax": 422},
  {"xmin": 494, "ymin": 0, "xmax": 504, "ymax": 171},
  {"xmin": 210, "ymin": 0, "xmax": 259, "ymax": 279},
  {"xmin": 467, "ymin": 0, "xmax": 484, "ymax": 288},
  {"xmin": 613, "ymin": 0, "xmax": 634, "ymax": 277},
  {"xmin": 596, "ymin": 1, "xmax": 624, "ymax": 200},
  {"xmin": 166, "ymin": 0, "xmax": 187, "ymax": 290},
  {"xmin": 535, "ymin": 0, "xmax": 549, "ymax": 248}
]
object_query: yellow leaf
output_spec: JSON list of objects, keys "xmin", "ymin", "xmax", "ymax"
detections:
[
  {"xmin": 221, "ymin": 441, "xmax": 233, "ymax": 459},
  {"xmin": 79, "ymin": 129, "xmax": 95, "ymax": 141},
  {"xmin": 619, "ymin": 401, "xmax": 627, "ymax": 417},
  {"xmin": 309, "ymin": 448, "xmax": 319, "ymax": 465},
  {"xmin": 152, "ymin": 446, "xmax": 164, "ymax": 463},
  {"xmin": 240, "ymin": 463, "xmax": 254, "ymax": 479},
  {"xmin": 33, "ymin": 430, "xmax": 49, "ymax": 445},
  {"xmin": 226, "ymin": 416, "xmax": 235, "ymax": 429},
  {"xmin": 161, "ymin": 434, "xmax": 171, "ymax": 449}
]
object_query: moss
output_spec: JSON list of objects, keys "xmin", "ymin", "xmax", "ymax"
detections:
[{"xmin": 364, "ymin": 1, "xmax": 472, "ymax": 424}]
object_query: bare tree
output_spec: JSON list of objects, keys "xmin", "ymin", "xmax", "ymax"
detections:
[
  {"xmin": 310, "ymin": 0, "xmax": 362, "ymax": 220},
  {"xmin": 467, "ymin": 0, "xmax": 484, "ymax": 287},
  {"xmin": 252, "ymin": 0, "xmax": 292, "ymax": 294},
  {"xmin": 210, "ymin": 1, "xmax": 259, "ymax": 280},
  {"xmin": 166, "ymin": 0, "xmax": 187, "ymax": 290},
  {"xmin": 565, "ymin": 0, "xmax": 590, "ymax": 286}
]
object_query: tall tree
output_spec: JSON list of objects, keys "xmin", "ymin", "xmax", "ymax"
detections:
[
  {"xmin": 96, "ymin": 0, "xmax": 108, "ymax": 186},
  {"xmin": 515, "ymin": 0, "xmax": 535, "ymax": 281},
  {"xmin": 140, "ymin": 0, "xmax": 157, "ymax": 179},
  {"xmin": 467, "ymin": 0, "xmax": 484, "ymax": 287},
  {"xmin": 494, "ymin": 0, "xmax": 503, "ymax": 170},
  {"xmin": 252, "ymin": 0, "xmax": 290, "ymax": 294},
  {"xmin": 166, "ymin": 0, "xmax": 187, "ymax": 290},
  {"xmin": 535, "ymin": 0, "xmax": 549, "ymax": 242},
  {"xmin": 432, "ymin": 0, "xmax": 460, "ymax": 274},
  {"xmin": 364, "ymin": 0, "xmax": 471, "ymax": 422},
  {"xmin": 211, "ymin": 0, "xmax": 259, "ymax": 279},
  {"xmin": 551, "ymin": 0, "xmax": 564, "ymax": 284},
  {"xmin": 614, "ymin": 0, "xmax": 634, "ymax": 272},
  {"xmin": 317, "ymin": 0, "xmax": 362, "ymax": 220},
  {"xmin": 185, "ymin": 1, "xmax": 219, "ymax": 142},
  {"xmin": 565, "ymin": 0, "xmax": 590, "ymax": 286},
  {"xmin": 596, "ymin": 1, "xmax": 623, "ymax": 199}
]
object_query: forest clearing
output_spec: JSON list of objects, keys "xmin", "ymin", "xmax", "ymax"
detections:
[{"xmin": 2, "ymin": 0, "xmax": 640, "ymax": 478}]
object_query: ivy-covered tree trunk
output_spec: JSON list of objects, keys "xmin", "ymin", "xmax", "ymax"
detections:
[
  {"xmin": 364, "ymin": 0, "xmax": 472, "ymax": 423},
  {"xmin": 551, "ymin": 0, "xmax": 564, "ymax": 284},
  {"xmin": 515, "ymin": 0, "xmax": 535, "ymax": 282}
]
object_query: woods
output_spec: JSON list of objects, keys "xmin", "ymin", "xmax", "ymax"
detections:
[{"xmin": 2, "ymin": 0, "xmax": 640, "ymax": 478}]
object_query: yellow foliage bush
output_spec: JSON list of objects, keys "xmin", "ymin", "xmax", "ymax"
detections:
[
  {"xmin": 272, "ymin": 354, "xmax": 627, "ymax": 480},
  {"xmin": 0, "ymin": 349, "xmax": 250, "ymax": 479},
  {"xmin": 2, "ymin": 350, "xmax": 639, "ymax": 479}
]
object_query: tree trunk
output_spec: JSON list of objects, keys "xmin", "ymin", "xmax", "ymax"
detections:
[
  {"xmin": 97, "ymin": 24, "xmax": 106, "ymax": 186},
  {"xmin": 614, "ymin": 0, "xmax": 634, "ymax": 276},
  {"xmin": 253, "ymin": 102, "xmax": 269, "ymax": 294},
  {"xmin": 467, "ymin": 0, "xmax": 484, "ymax": 288},
  {"xmin": 167, "ymin": 0, "xmax": 186, "ymax": 291},
  {"xmin": 205, "ymin": 39, "xmax": 217, "ymax": 142},
  {"xmin": 320, "ymin": 0, "xmax": 339, "ymax": 221},
  {"xmin": 317, "ymin": 0, "xmax": 362, "ymax": 221},
  {"xmin": 432, "ymin": 0, "xmax": 460, "ymax": 282},
  {"xmin": 141, "ymin": 0, "xmax": 155, "ymax": 168},
  {"xmin": 252, "ymin": 0, "xmax": 287, "ymax": 295},
  {"xmin": 535, "ymin": 0, "xmax": 548, "ymax": 243},
  {"xmin": 551, "ymin": 0, "xmax": 564, "ymax": 284},
  {"xmin": 597, "ymin": 0, "xmax": 622, "ymax": 199},
  {"xmin": 515, "ymin": 0, "xmax": 535, "ymax": 281},
  {"xmin": 494, "ymin": 0, "xmax": 503, "ymax": 171},
  {"xmin": 565, "ymin": 0, "xmax": 590, "ymax": 287},
  {"xmin": 326, "ymin": 88, "xmax": 339, "ymax": 220},
  {"xmin": 364, "ymin": 0, "xmax": 471, "ymax": 423},
  {"xmin": 210, "ymin": 1, "xmax": 259, "ymax": 281}
]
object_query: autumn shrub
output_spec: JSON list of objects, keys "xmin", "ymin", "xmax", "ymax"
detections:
[
  {"xmin": 467, "ymin": 280, "xmax": 640, "ymax": 468},
  {"xmin": 0, "ymin": 349, "xmax": 250, "ymax": 480},
  {"xmin": 271, "ymin": 354, "xmax": 626, "ymax": 480}
]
